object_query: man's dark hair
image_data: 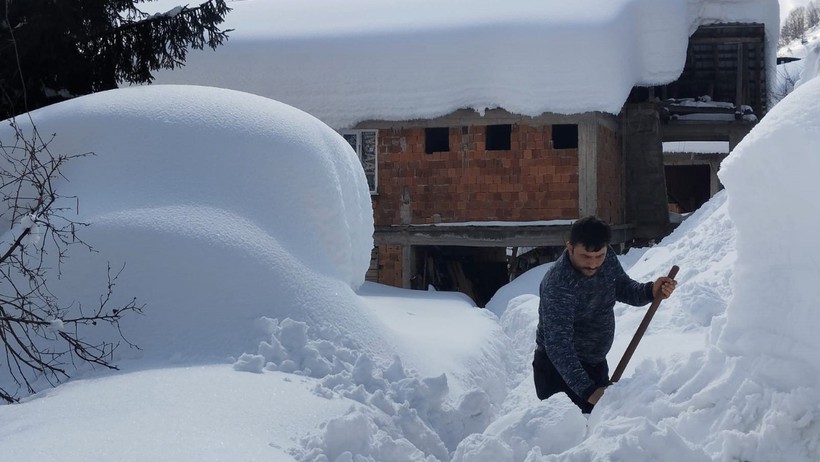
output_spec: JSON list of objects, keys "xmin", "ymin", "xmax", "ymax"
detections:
[{"xmin": 568, "ymin": 216, "xmax": 611, "ymax": 251}]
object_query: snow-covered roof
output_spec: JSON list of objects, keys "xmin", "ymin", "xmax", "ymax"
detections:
[
  {"xmin": 152, "ymin": 0, "xmax": 779, "ymax": 129},
  {"xmin": 663, "ymin": 141, "xmax": 730, "ymax": 154}
]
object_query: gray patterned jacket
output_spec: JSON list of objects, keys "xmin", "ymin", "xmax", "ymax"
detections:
[{"xmin": 536, "ymin": 246, "xmax": 654, "ymax": 399}]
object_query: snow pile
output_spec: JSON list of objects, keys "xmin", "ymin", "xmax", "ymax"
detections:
[
  {"xmin": 796, "ymin": 40, "xmax": 820, "ymax": 85},
  {"xmin": 0, "ymin": 365, "xmax": 358, "ymax": 462},
  {"xmin": 4, "ymin": 6, "xmax": 820, "ymax": 457},
  {"xmin": 484, "ymin": 265, "xmax": 551, "ymax": 318},
  {"xmin": 258, "ymin": 318, "xmax": 486, "ymax": 462},
  {"xmin": 231, "ymin": 283, "xmax": 513, "ymax": 461},
  {"xmin": 718, "ymin": 76, "xmax": 820, "ymax": 376},
  {"xmin": 149, "ymin": 0, "xmax": 777, "ymax": 128},
  {"xmin": 1, "ymin": 85, "xmax": 519, "ymax": 462},
  {"xmin": 23, "ymin": 84, "xmax": 373, "ymax": 289},
  {"xmin": 231, "ymin": 316, "xmax": 500, "ymax": 462},
  {"xmin": 357, "ymin": 282, "xmax": 510, "ymax": 401},
  {"xmin": 0, "ymin": 84, "xmax": 384, "ymax": 367},
  {"xmin": 438, "ymin": 78, "xmax": 820, "ymax": 462},
  {"xmin": 448, "ymin": 188, "xmax": 736, "ymax": 460},
  {"xmin": 0, "ymin": 75, "xmax": 819, "ymax": 460},
  {"xmin": 544, "ymin": 78, "xmax": 820, "ymax": 461}
]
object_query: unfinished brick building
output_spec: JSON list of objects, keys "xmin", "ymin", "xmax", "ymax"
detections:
[
  {"xmin": 345, "ymin": 110, "xmax": 631, "ymax": 306},
  {"xmin": 152, "ymin": 0, "xmax": 777, "ymax": 306},
  {"xmin": 346, "ymin": 22, "xmax": 769, "ymax": 306}
]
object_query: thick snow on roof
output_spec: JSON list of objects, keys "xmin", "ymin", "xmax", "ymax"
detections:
[
  {"xmin": 663, "ymin": 141, "xmax": 730, "ymax": 153},
  {"xmin": 150, "ymin": 0, "xmax": 779, "ymax": 129}
]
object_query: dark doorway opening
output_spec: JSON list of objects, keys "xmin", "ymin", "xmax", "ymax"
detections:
[
  {"xmin": 665, "ymin": 164, "xmax": 711, "ymax": 213},
  {"xmin": 411, "ymin": 246, "xmax": 508, "ymax": 307}
]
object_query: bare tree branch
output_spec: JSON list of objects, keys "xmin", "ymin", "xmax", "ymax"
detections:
[{"xmin": 0, "ymin": 100, "xmax": 143, "ymax": 406}]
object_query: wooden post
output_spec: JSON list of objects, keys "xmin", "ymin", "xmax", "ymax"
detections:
[
  {"xmin": 735, "ymin": 43, "xmax": 744, "ymax": 110},
  {"xmin": 611, "ymin": 265, "xmax": 680, "ymax": 383}
]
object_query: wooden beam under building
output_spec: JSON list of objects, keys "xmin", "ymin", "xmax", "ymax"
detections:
[
  {"xmin": 661, "ymin": 120, "xmax": 754, "ymax": 145},
  {"xmin": 374, "ymin": 224, "xmax": 634, "ymax": 248}
]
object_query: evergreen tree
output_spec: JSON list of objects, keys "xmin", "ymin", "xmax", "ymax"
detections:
[{"xmin": 0, "ymin": 0, "xmax": 231, "ymax": 118}]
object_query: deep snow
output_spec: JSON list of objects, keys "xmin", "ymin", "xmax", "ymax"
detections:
[
  {"xmin": 1, "ymin": 71, "xmax": 819, "ymax": 460},
  {"xmin": 3, "ymin": 0, "xmax": 820, "ymax": 459}
]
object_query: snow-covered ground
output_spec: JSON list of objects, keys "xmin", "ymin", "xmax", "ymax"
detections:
[
  {"xmin": 3, "ymin": 0, "xmax": 820, "ymax": 460},
  {"xmin": 1, "ymin": 65, "xmax": 820, "ymax": 459}
]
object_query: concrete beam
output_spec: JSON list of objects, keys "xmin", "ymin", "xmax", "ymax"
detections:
[
  {"xmin": 661, "ymin": 121, "xmax": 754, "ymax": 143},
  {"xmin": 353, "ymin": 108, "xmax": 604, "ymax": 129},
  {"xmin": 374, "ymin": 224, "xmax": 634, "ymax": 248}
]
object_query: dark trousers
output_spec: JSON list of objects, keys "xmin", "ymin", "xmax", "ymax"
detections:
[{"xmin": 532, "ymin": 346, "xmax": 609, "ymax": 414}]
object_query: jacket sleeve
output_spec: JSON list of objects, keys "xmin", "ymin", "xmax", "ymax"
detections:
[
  {"xmin": 539, "ymin": 277, "xmax": 598, "ymax": 400},
  {"xmin": 613, "ymin": 259, "xmax": 654, "ymax": 306}
]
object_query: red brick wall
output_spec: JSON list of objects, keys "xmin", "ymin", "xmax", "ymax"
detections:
[
  {"xmin": 596, "ymin": 125, "xmax": 624, "ymax": 225},
  {"xmin": 375, "ymin": 245, "xmax": 402, "ymax": 287},
  {"xmin": 372, "ymin": 124, "xmax": 579, "ymax": 226}
]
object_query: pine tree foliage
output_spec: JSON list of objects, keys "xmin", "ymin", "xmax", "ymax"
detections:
[{"xmin": 0, "ymin": 0, "xmax": 231, "ymax": 118}]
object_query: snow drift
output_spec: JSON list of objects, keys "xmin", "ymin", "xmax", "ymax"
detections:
[{"xmin": 0, "ymin": 84, "xmax": 385, "ymax": 363}]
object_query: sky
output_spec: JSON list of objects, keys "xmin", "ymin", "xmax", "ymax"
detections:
[{"xmin": 2, "ymin": 1, "xmax": 820, "ymax": 461}]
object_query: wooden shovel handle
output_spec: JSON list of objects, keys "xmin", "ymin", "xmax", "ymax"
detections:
[{"xmin": 610, "ymin": 265, "xmax": 679, "ymax": 383}]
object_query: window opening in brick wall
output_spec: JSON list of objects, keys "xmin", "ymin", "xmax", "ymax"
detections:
[
  {"xmin": 425, "ymin": 127, "xmax": 449, "ymax": 154},
  {"xmin": 552, "ymin": 124, "xmax": 578, "ymax": 149},
  {"xmin": 341, "ymin": 129, "xmax": 378, "ymax": 193},
  {"xmin": 485, "ymin": 124, "xmax": 511, "ymax": 151}
]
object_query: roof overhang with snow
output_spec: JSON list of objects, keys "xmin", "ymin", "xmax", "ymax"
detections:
[{"xmin": 150, "ymin": 0, "xmax": 780, "ymax": 129}]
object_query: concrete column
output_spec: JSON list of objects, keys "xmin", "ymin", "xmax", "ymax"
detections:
[
  {"xmin": 578, "ymin": 121, "xmax": 598, "ymax": 217},
  {"xmin": 401, "ymin": 245, "xmax": 413, "ymax": 288},
  {"xmin": 623, "ymin": 103, "xmax": 669, "ymax": 240},
  {"xmin": 728, "ymin": 129, "xmax": 746, "ymax": 152},
  {"xmin": 710, "ymin": 159, "xmax": 722, "ymax": 196}
]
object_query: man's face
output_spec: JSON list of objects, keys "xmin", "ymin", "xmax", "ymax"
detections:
[{"xmin": 566, "ymin": 243, "xmax": 607, "ymax": 276}]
